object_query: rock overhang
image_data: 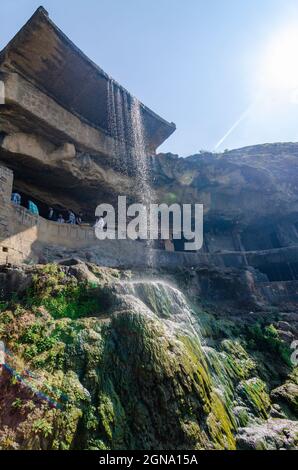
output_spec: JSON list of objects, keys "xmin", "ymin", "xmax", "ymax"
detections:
[{"xmin": 0, "ymin": 6, "xmax": 176, "ymax": 153}]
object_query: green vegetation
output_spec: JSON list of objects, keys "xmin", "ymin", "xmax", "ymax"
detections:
[
  {"xmin": 23, "ymin": 265, "xmax": 102, "ymax": 320},
  {"xmin": 32, "ymin": 419, "xmax": 53, "ymax": 438},
  {"xmin": 238, "ymin": 378, "xmax": 271, "ymax": 419},
  {"xmin": 0, "ymin": 301, "xmax": 9, "ymax": 312},
  {"xmin": 247, "ymin": 322, "xmax": 292, "ymax": 367},
  {"xmin": 0, "ymin": 263, "xmax": 297, "ymax": 450}
]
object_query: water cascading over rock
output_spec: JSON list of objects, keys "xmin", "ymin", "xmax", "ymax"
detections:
[
  {"xmin": 107, "ymin": 81, "xmax": 155, "ymax": 265},
  {"xmin": 0, "ymin": 262, "xmax": 297, "ymax": 450}
]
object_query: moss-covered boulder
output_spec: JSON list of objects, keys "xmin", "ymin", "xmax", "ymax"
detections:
[{"xmin": 0, "ymin": 263, "xmax": 297, "ymax": 450}]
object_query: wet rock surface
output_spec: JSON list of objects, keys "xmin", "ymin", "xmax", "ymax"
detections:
[
  {"xmin": 236, "ymin": 418, "xmax": 298, "ymax": 450},
  {"xmin": 0, "ymin": 262, "xmax": 296, "ymax": 450}
]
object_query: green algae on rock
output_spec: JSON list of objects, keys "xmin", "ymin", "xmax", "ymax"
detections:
[{"xmin": 0, "ymin": 263, "xmax": 297, "ymax": 450}]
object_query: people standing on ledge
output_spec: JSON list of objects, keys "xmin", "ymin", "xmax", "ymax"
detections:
[
  {"xmin": 94, "ymin": 216, "xmax": 106, "ymax": 230},
  {"xmin": 28, "ymin": 200, "xmax": 39, "ymax": 216},
  {"xmin": 76, "ymin": 213, "xmax": 83, "ymax": 225},
  {"xmin": 57, "ymin": 214, "xmax": 65, "ymax": 224},
  {"xmin": 11, "ymin": 192, "xmax": 21, "ymax": 205},
  {"xmin": 67, "ymin": 210, "xmax": 76, "ymax": 224},
  {"xmin": 46, "ymin": 207, "xmax": 84, "ymax": 225},
  {"xmin": 48, "ymin": 207, "xmax": 55, "ymax": 220}
]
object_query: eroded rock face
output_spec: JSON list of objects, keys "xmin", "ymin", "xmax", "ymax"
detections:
[
  {"xmin": 0, "ymin": 143, "xmax": 136, "ymax": 218},
  {"xmin": 2, "ymin": 141, "xmax": 298, "ymax": 224},
  {"xmin": 154, "ymin": 144, "xmax": 298, "ymax": 226},
  {"xmin": 236, "ymin": 419, "xmax": 298, "ymax": 450},
  {"xmin": 0, "ymin": 262, "xmax": 296, "ymax": 450}
]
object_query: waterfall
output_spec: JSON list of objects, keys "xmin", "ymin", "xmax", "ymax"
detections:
[
  {"xmin": 115, "ymin": 278, "xmax": 236, "ymax": 409},
  {"xmin": 107, "ymin": 81, "xmax": 155, "ymax": 266},
  {"xmin": 107, "ymin": 81, "xmax": 129, "ymax": 173},
  {"xmin": 130, "ymin": 97, "xmax": 152, "ymax": 206},
  {"xmin": 116, "ymin": 279, "xmax": 204, "ymax": 342}
]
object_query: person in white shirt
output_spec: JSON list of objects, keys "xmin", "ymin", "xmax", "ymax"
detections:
[{"xmin": 94, "ymin": 216, "xmax": 106, "ymax": 230}]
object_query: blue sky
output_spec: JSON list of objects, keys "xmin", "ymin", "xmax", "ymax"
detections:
[{"xmin": 2, "ymin": 0, "xmax": 298, "ymax": 156}]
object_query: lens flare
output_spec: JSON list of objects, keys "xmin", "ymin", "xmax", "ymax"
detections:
[{"xmin": 259, "ymin": 23, "xmax": 298, "ymax": 92}]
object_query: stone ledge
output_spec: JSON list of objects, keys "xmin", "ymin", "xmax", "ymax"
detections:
[{"xmin": 1, "ymin": 72, "xmax": 117, "ymax": 157}]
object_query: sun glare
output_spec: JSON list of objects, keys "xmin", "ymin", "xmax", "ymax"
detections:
[{"xmin": 260, "ymin": 23, "xmax": 298, "ymax": 92}]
